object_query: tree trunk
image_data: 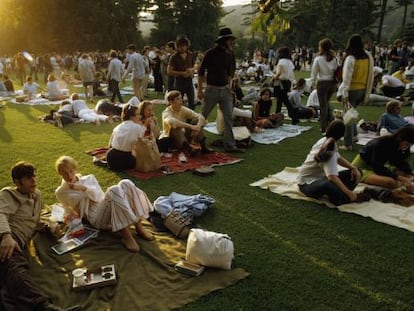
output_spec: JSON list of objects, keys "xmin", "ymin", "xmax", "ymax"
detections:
[
  {"xmin": 377, "ymin": 0, "xmax": 388, "ymax": 42},
  {"xmin": 401, "ymin": 1, "xmax": 408, "ymax": 37}
]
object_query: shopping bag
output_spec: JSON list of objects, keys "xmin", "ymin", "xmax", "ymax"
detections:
[{"xmin": 135, "ymin": 136, "xmax": 161, "ymax": 172}]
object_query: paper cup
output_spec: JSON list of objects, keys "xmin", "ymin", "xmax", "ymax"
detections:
[{"xmin": 72, "ymin": 268, "xmax": 86, "ymax": 285}]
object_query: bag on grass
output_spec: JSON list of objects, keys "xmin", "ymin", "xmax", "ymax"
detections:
[
  {"xmin": 163, "ymin": 210, "xmax": 192, "ymax": 239},
  {"xmin": 186, "ymin": 228, "xmax": 234, "ymax": 270},
  {"xmin": 135, "ymin": 136, "xmax": 161, "ymax": 172}
]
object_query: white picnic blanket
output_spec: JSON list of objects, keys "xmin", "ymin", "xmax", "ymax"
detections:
[
  {"xmin": 356, "ymin": 131, "xmax": 414, "ymax": 153},
  {"xmin": 9, "ymin": 98, "xmax": 63, "ymax": 105},
  {"xmin": 204, "ymin": 122, "xmax": 311, "ymax": 144},
  {"xmin": 251, "ymin": 166, "xmax": 414, "ymax": 232}
]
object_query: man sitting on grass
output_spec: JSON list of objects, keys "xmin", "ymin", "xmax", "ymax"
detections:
[
  {"xmin": 159, "ymin": 90, "xmax": 211, "ymax": 154},
  {"xmin": 0, "ymin": 161, "xmax": 82, "ymax": 311}
]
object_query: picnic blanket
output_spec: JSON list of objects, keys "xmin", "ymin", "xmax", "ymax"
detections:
[
  {"xmin": 251, "ymin": 167, "xmax": 414, "ymax": 232},
  {"xmin": 86, "ymin": 147, "xmax": 242, "ymax": 180},
  {"xmin": 356, "ymin": 130, "xmax": 414, "ymax": 153},
  {"xmin": 9, "ymin": 98, "xmax": 64, "ymax": 105},
  {"xmin": 24, "ymin": 219, "xmax": 249, "ymax": 311},
  {"xmin": 204, "ymin": 122, "xmax": 311, "ymax": 144}
]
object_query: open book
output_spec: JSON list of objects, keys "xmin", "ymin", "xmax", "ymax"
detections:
[{"xmin": 51, "ymin": 226, "xmax": 99, "ymax": 255}]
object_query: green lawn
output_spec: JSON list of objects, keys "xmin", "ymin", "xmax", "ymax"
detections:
[{"xmin": 1, "ymin": 73, "xmax": 414, "ymax": 311}]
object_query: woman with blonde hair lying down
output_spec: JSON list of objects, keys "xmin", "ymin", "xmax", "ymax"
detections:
[{"xmin": 55, "ymin": 155, "xmax": 154, "ymax": 252}]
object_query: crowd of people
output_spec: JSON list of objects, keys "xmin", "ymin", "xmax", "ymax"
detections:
[{"xmin": 2, "ymin": 26, "xmax": 414, "ymax": 311}]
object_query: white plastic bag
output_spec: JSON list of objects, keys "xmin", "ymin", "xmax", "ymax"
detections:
[
  {"xmin": 186, "ymin": 229, "xmax": 234, "ymax": 270},
  {"xmin": 343, "ymin": 107, "xmax": 359, "ymax": 125}
]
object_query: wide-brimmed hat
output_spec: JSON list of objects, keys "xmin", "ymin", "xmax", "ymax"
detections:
[
  {"xmin": 175, "ymin": 35, "xmax": 191, "ymax": 47},
  {"xmin": 216, "ymin": 28, "xmax": 235, "ymax": 42}
]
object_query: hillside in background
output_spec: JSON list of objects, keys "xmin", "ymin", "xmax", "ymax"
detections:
[
  {"xmin": 139, "ymin": 3, "xmax": 414, "ymax": 43},
  {"xmin": 139, "ymin": 4, "xmax": 252, "ymax": 40}
]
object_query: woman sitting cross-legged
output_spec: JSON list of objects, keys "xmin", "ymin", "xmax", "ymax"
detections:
[
  {"xmin": 55, "ymin": 156, "xmax": 154, "ymax": 252},
  {"xmin": 298, "ymin": 120, "xmax": 369, "ymax": 205},
  {"xmin": 351, "ymin": 126, "xmax": 414, "ymax": 191},
  {"xmin": 106, "ymin": 103, "xmax": 146, "ymax": 171},
  {"xmin": 253, "ymin": 87, "xmax": 284, "ymax": 128}
]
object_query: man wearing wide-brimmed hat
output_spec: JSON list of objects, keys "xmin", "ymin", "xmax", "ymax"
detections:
[
  {"xmin": 168, "ymin": 35, "xmax": 196, "ymax": 109},
  {"xmin": 197, "ymin": 27, "xmax": 243, "ymax": 153}
]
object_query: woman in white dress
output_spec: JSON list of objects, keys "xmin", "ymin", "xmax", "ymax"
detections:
[{"xmin": 55, "ymin": 155, "xmax": 154, "ymax": 252}]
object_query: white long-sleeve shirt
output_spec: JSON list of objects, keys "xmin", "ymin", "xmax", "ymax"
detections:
[
  {"xmin": 108, "ymin": 120, "xmax": 146, "ymax": 152},
  {"xmin": 55, "ymin": 174, "xmax": 104, "ymax": 221},
  {"xmin": 274, "ymin": 58, "xmax": 295, "ymax": 81},
  {"xmin": 310, "ymin": 55, "xmax": 338, "ymax": 87},
  {"xmin": 71, "ymin": 99, "xmax": 88, "ymax": 116}
]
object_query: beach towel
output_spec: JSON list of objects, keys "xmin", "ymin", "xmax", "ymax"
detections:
[{"xmin": 251, "ymin": 167, "xmax": 414, "ymax": 232}]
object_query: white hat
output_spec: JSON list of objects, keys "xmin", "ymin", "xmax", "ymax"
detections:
[{"xmin": 373, "ymin": 66, "xmax": 383, "ymax": 75}]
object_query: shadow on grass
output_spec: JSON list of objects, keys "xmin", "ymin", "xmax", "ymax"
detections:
[
  {"xmin": 0, "ymin": 107, "xmax": 12, "ymax": 142},
  {"xmin": 58, "ymin": 122, "xmax": 113, "ymax": 142}
]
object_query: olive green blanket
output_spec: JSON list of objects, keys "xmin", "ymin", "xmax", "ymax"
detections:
[{"xmin": 24, "ymin": 222, "xmax": 249, "ymax": 311}]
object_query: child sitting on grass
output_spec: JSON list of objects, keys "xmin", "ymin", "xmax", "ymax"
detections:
[{"xmin": 288, "ymin": 78, "xmax": 316, "ymax": 125}]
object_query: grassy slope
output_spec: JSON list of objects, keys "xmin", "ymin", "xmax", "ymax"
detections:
[{"xmin": 1, "ymin": 73, "xmax": 414, "ymax": 311}]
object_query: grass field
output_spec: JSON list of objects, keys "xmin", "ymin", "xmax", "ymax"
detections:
[{"xmin": 1, "ymin": 72, "xmax": 414, "ymax": 311}]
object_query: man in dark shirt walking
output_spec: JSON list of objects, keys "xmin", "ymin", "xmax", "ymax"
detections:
[{"xmin": 197, "ymin": 28, "xmax": 243, "ymax": 153}]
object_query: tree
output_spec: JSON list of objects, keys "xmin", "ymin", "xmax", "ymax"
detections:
[
  {"xmin": 395, "ymin": 0, "xmax": 414, "ymax": 37},
  {"xmin": 146, "ymin": 0, "xmax": 224, "ymax": 51},
  {"xmin": 248, "ymin": 0, "xmax": 379, "ymax": 49},
  {"xmin": 0, "ymin": 0, "xmax": 146, "ymax": 53}
]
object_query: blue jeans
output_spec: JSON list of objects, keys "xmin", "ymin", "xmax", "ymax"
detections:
[
  {"xmin": 344, "ymin": 89, "xmax": 365, "ymax": 147},
  {"xmin": 299, "ymin": 169, "xmax": 358, "ymax": 205},
  {"xmin": 201, "ymin": 86, "xmax": 236, "ymax": 150}
]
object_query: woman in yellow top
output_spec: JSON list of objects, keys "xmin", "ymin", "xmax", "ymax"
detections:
[{"xmin": 337, "ymin": 34, "xmax": 374, "ymax": 150}]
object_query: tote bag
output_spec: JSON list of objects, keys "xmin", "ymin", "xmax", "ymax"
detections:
[
  {"xmin": 186, "ymin": 228, "xmax": 234, "ymax": 270},
  {"xmin": 135, "ymin": 136, "xmax": 161, "ymax": 172}
]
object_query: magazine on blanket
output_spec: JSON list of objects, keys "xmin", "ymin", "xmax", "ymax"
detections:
[{"xmin": 51, "ymin": 226, "xmax": 99, "ymax": 255}]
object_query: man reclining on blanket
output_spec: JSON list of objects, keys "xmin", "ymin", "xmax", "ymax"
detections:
[
  {"xmin": 0, "ymin": 161, "xmax": 82, "ymax": 311},
  {"xmin": 297, "ymin": 120, "xmax": 369, "ymax": 205},
  {"xmin": 158, "ymin": 90, "xmax": 212, "ymax": 154}
]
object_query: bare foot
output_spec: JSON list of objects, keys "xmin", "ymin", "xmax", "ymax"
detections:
[
  {"xmin": 121, "ymin": 236, "xmax": 140, "ymax": 252},
  {"xmin": 120, "ymin": 227, "xmax": 140, "ymax": 252},
  {"xmin": 135, "ymin": 223, "xmax": 154, "ymax": 241}
]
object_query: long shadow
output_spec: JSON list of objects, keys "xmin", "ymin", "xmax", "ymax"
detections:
[
  {"xmin": 6, "ymin": 102, "xmax": 49, "ymax": 123},
  {"xmin": 0, "ymin": 106, "xmax": 12, "ymax": 142},
  {"xmin": 61, "ymin": 122, "xmax": 113, "ymax": 142}
]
